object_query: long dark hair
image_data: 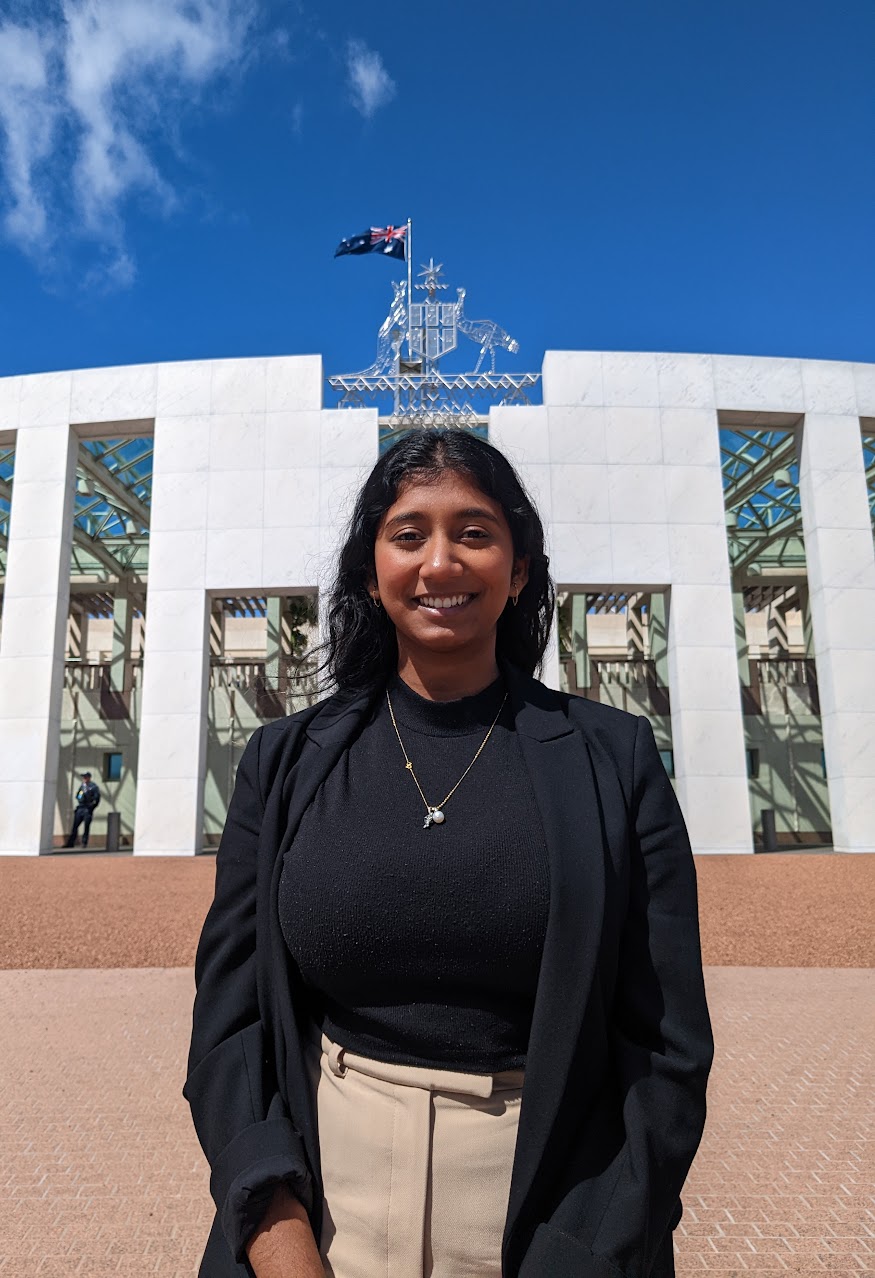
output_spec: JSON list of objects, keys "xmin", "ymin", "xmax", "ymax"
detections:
[{"xmin": 321, "ymin": 428, "xmax": 555, "ymax": 691}]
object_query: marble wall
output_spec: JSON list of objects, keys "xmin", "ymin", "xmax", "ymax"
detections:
[{"xmin": 0, "ymin": 351, "xmax": 872, "ymax": 854}]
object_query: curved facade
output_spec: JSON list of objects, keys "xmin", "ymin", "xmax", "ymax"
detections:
[{"xmin": 0, "ymin": 351, "xmax": 873, "ymax": 855}]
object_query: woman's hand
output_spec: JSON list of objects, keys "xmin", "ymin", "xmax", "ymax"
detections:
[{"xmin": 245, "ymin": 1183, "xmax": 325, "ymax": 1278}]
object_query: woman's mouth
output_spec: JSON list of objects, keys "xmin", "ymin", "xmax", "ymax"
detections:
[{"xmin": 416, "ymin": 593, "xmax": 476, "ymax": 614}]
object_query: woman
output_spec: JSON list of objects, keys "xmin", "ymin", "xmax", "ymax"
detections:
[{"xmin": 184, "ymin": 428, "xmax": 713, "ymax": 1278}]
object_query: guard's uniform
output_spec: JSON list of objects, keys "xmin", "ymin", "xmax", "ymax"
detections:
[{"xmin": 65, "ymin": 780, "xmax": 101, "ymax": 848}]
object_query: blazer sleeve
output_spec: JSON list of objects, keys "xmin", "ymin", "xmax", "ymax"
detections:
[
  {"xmin": 182, "ymin": 727, "xmax": 313, "ymax": 1262},
  {"xmin": 592, "ymin": 713, "xmax": 714, "ymax": 1274}
]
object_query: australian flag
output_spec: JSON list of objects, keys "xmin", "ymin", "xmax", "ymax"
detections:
[{"xmin": 335, "ymin": 225, "xmax": 407, "ymax": 261}]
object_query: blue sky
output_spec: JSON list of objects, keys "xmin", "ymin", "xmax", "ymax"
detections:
[{"xmin": 0, "ymin": 0, "xmax": 873, "ymax": 383}]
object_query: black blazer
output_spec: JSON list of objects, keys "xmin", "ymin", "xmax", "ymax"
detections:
[{"xmin": 184, "ymin": 665, "xmax": 713, "ymax": 1278}]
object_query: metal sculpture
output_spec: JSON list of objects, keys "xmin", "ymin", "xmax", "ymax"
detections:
[
  {"xmin": 455, "ymin": 288, "xmax": 520, "ymax": 373},
  {"xmin": 329, "ymin": 257, "xmax": 539, "ymax": 433},
  {"xmin": 355, "ymin": 280, "xmax": 408, "ymax": 377},
  {"xmin": 408, "ymin": 260, "xmax": 459, "ymax": 366}
]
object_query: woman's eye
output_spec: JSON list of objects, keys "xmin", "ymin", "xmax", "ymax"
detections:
[{"xmin": 391, "ymin": 528, "xmax": 488, "ymax": 544}]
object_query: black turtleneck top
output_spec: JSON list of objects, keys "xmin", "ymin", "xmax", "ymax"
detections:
[{"xmin": 278, "ymin": 674, "xmax": 550, "ymax": 1072}]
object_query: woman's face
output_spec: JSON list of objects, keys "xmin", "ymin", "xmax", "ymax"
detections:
[{"xmin": 372, "ymin": 468, "xmax": 529, "ymax": 665}]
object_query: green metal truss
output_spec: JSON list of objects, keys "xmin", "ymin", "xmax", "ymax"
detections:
[
  {"xmin": 862, "ymin": 431, "xmax": 875, "ymax": 536},
  {"xmin": 720, "ymin": 427, "xmax": 804, "ymax": 573},
  {"xmin": 0, "ymin": 444, "xmax": 13, "ymax": 574},
  {"xmin": 72, "ymin": 438, "xmax": 152, "ymax": 580},
  {"xmin": 0, "ymin": 437, "xmax": 153, "ymax": 586}
]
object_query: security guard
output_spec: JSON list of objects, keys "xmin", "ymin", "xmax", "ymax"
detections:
[{"xmin": 63, "ymin": 771, "xmax": 101, "ymax": 849}]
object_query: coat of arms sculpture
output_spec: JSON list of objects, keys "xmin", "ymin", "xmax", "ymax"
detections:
[{"xmin": 328, "ymin": 258, "xmax": 539, "ymax": 434}]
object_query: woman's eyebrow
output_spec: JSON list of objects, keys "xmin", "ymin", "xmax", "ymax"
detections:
[
  {"xmin": 459, "ymin": 507, "xmax": 499, "ymax": 522},
  {"xmin": 385, "ymin": 507, "xmax": 499, "ymax": 527},
  {"xmin": 385, "ymin": 510, "xmax": 424, "ymax": 526}
]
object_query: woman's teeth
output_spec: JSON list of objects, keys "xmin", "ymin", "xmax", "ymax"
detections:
[{"xmin": 419, "ymin": 594, "xmax": 471, "ymax": 609}]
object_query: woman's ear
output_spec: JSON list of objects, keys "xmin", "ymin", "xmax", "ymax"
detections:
[{"xmin": 512, "ymin": 557, "xmax": 530, "ymax": 592}]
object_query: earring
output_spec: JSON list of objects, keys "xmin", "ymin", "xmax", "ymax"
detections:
[
  {"xmin": 510, "ymin": 579, "xmax": 520, "ymax": 608},
  {"xmin": 371, "ymin": 594, "xmax": 382, "ymax": 609}
]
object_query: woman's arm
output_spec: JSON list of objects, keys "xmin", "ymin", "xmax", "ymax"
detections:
[
  {"xmin": 523, "ymin": 713, "xmax": 714, "ymax": 1278},
  {"xmin": 594, "ymin": 713, "xmax": 714, "ymax": 1270},
  {"xmin": 245, "ymin": 1185, "xmax": 324, "ymax": 1277},
  {"xmin": 183, "ymin": 728, "xmax": 316, "ymax": 1265}
]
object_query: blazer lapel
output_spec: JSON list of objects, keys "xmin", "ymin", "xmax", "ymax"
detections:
[
  {"xmin": 502, "ymin": 667, "xmax": 608, "ymax": 1249},
  {"xmin": 284, "ymin": 688, "xmax": 376, "ymax": 834}
]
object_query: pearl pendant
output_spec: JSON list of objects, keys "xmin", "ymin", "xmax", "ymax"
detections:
[{"xmin": 423, "ymin": 808, "xmax": 446, "ymax": 828}]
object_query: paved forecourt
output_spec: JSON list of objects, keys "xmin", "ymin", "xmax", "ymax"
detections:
[
  {"xmin": 0, "ymin": 966, "xmax": 872, "ymax": 1276},
  {"xmin": 1, "ymin": 853, "xmax": 873, "ymax": 1275}
]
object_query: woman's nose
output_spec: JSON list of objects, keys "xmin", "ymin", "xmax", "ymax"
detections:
[{"xmin": 425, "ymin": 534, "xmax": 463, "ymax": 575}]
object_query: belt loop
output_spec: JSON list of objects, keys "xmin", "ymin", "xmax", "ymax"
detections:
[{"xmin": 328, "ymin": 1041, "xmax": 348, "ymax": 1078}]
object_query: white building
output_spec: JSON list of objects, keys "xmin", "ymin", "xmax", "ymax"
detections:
[{"xmin": 0, "ymin": 351, "xmax": 873, "ymax": 856}]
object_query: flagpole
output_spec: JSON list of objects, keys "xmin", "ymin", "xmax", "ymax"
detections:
[{"xmin": 406, "ymin": 216, "xmax": 413, "ymax": 361}]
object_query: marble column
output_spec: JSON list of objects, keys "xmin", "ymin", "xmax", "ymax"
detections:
[
  {"xmin": 796, "ymin": 584, "xmax": 815, "ymax": 659},
  {"xmin": 571, "ymin": 592, "xmax": 591, "ymax": 690},
  {"xmin": 798, "ymin": 414, "xmax": 875, "ymax": 851},
  {"xmin": 648, "ymin": 592, "xmax": 669, "ymax": 686},
  {"xmin": 209, "ymin": 599, "xmax": 226, "ymax": 657},
  {"xmin": 134, "ymin": 584, "xmax": 210, "ymax": 855},
  {"xmin": 67, "ymin": 600, "xmax": 85, "ymax": 661},
  {"xmin": 487, "ymin": 404, "xmax": 557, "ymax": 688},
  {"xmin": 132, "ymin": 403, "xmax": 211, "ymax": 856},
  {"xmin": 731, "ymin": 588, "xmax": 751, "ymax": 687},
  {"xmin": 265, "ymin": 595, "xmax": 283, "ymax": 686},
  {"xmin": 0, "ymin": 406, "xmax": 77, "ymax": 853},
  {"xmin": 109, "ymin": 582, "xmax": 134, "ymax": 693},
  {"xmin": 540, "ymin": 610, "xmax": 561, "ymax": 690},
  {"xmin": 666, "ymin": 583, "xmax": 752, "ymax": 853},
  {"xmin": 660, "ymin": 404, "xmax": 752, "ymax": 854}
]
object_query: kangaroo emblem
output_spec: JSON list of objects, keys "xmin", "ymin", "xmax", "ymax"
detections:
[{"xmin": 355, "ymin": 280, "xmax": 408, "ymax": 377}]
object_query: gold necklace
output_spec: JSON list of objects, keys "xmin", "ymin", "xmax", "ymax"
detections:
[{"xmin": 386, "ymin": 687, "xmax": 508, "ymax": 829}]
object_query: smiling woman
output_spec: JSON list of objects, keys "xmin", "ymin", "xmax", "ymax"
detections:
[
  {"xmin": 184, "ymin": 428, "xmax": 713, "ymax": 1278},
  {"xmin": 371, "ymin": 471, "xmax": 530, "ymax": 698},
  {"xmin": 324, "ymin": 428, "xmax": 554, "ymax": 699}
]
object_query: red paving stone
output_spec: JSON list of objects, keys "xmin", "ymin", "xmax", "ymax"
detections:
[
  {"xmin": 0, "ymin": 853, "xmax": 873, "ymax": 970},
  {"xmin": 1, "ymin": 855, "xmax": 872, "ymax": 1274},
  {"xmin": 684, "ymin": 968, "xmax": 874, "ymax": 1275},
  {"xmin": 1, "ymin": 967, "xmax": 872, "ymax": 1277}
]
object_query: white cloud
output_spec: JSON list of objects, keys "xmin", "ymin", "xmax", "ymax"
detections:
[
  {"xmin": 346, "ymin": 38, "xmax": 395, "ymax": 119},
  {"xmin": 0, "ymin": 0, "xmax": 256, "ymax": 285},
  {"xmin": 0, "ymin": 22, "xmax": 59, "ymax": 249},
  {"xmin": 83, "ymin": 248, "xmax": 137, "ymax": 292}
]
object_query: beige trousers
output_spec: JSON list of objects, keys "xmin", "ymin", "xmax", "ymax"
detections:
[{"xmin": 305, "ymin": 1029, "xmax": 525, "ymax": 1278}]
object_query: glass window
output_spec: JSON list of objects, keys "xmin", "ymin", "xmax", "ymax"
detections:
[{"xmin": 104, "ymin": 751, "xmax": 123, "ymax": 781}]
